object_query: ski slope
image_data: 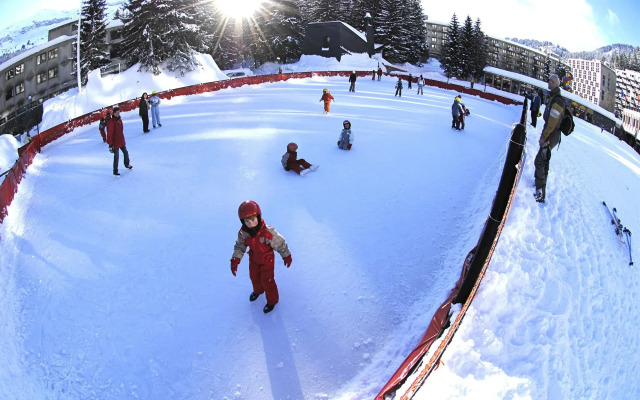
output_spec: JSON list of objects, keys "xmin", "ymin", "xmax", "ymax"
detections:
[{"xmin": 1, "ymin": 73, "xmax": 639, "ymax": 400}]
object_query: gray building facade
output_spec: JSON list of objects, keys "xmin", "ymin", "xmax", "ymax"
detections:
[{"xmin": 302, "ymin": 17, "xmax": 375, "ymax": 61}]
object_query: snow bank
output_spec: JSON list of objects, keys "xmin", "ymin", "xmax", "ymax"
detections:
[
  {"xmin": 39, "ymin": 52, "xmax": 228, "ymax": 131},
  {"xmin": 0, "ymin": 134, "xmax": 20, "ymax": 174}
]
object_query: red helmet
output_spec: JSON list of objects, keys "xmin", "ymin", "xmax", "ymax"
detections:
[
  {"xmin": 238, "ymin": 200, "xmax": 261, "ymax": 219},
  {"xmin": 287, "ymin": 142, "xmax": 298, "ymax": 152}
]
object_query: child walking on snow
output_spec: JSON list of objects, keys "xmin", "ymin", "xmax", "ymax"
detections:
[
  {"xmin": 320, "ymin": 88, "xmax": 335, "ymax": 114},
  {"xmin": 337, "ymin": 120, "xmax": 354, "ymax": 150},
  {"xmin": 231, "ymin": 200, "xmax": 292, "ymax": 314},
  {"xmin": 281, "ymin": 142, "xmax": 318, "ymax": 176}
]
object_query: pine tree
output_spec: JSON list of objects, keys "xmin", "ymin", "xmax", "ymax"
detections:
[
  {"xmin": 157, "ymin": 0, "xmax": 203, "ymax": 74},
  {"xmin": 80, "ymin": 0, "xmax": 109, "ymax": 82},
  {"xmin": 263, "ymin": 0, "xmax": 304, "ymax": 63},
  {"xmin": 120, "ymin": 0, "xmax": 163, "ymax": 74},
  {"xmin": 471, "ymin": 18, "xmax": 488, "ymax": 83},
  {"xmin": 459, "ymin": 16, "xmax": 474, "ymax": 80},
  {"xmin": 347, "ymin": 0, "xmax": 381, "ymax": 31},
  {"xmin": 311, "ymin": 0, "xmax": 346, "ymax": 22},
  {"xmin": 403, "ymin": 0, "xmax": 429, "ymax": 64},
  {"xmin": 543, "ymin": 55, "xmax": 551, "ymax": 81},
  {"xmin": 441, "ymin": 13, "xmax": 462, "ymax": 81},
  {"xmin": 200, "ymin": 4, "xmax": 243, "ymax": 70}
]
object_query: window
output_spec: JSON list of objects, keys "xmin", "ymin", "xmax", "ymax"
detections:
[
  {"xmin": 15, "ymin": 64, "xmax": 24, "ymax": 75},
  {"xmin": 37, "ymin": 71, "xmax": 47, "ymax": 84},
  {"xmin": 110, "ymin": 29, "xmax": 122, "ymax": 41},
  {"xmin": 36, "ymin": 53, "xmax": 47, "ymax": 64},
  {"xmin": 431, "ymin": 37, "xmax": 437, "ymax": 42},
  {"xmin": 48, "ymin": 67, "xmax": 58, "ymax": 79},
  {"xmin": 48, "ymin": 48, "xmax": 58, "ymax": 60},
  {"xmin": 5, "ymin": 69, "xmax": 14, "ymax": 80},
  {"xmin": 72, "ymin": 61, "xmax": 77, "ymax": 72},
  {"xmin": 322, "ymin": 36, "xmax": 330, "ymax": 50},
  {"xmin": 72, "ymin": 42, "xmax": 77, "ymax": 52},
  {"xmin": 15, "ymin": 82, "xmax": 24, "ymax": 94},
  {"xmin": 5, "ymin": 87, "xmax": 13, "ymax": 100}
]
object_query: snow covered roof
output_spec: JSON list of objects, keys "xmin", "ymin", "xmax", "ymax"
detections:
[
  {"xmin": 484, "ymin": 66, "xmax": 622, "ymax": 124},
  {"xmin": 0, "ymin": 35, "xmax": 74, "ymax": 72},
  {"xmin": 45, "ymin": 19, "xmax": 76, "ymax": 32},
  {"xmin": 311, "ymin": 20, "xmax": 367, "ymax": 43},
  {"xmin": 106, "ymin": 19, "xmax": 124, "ymax": 29}
]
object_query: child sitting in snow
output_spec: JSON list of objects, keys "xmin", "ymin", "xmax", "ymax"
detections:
[
  {"xmin": 337, "ymin": 120, "xmax": 354, "ymax": 150},
  {"xmin": 281, "ymin": 142, "xmax": 318, "ymax": 176},
  {"xmin": 231, "ymin": 200, "xmax": 292, "ymax": 314},
  {"xmin": 319, "ymin": 88, "xmax": 335, "ymax": 114}
]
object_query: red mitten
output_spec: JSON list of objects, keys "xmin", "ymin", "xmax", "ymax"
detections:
[
  {"xmin": 283, "ymin": 255, "xmax": 292, "ymax": 268},
  {"xmin": 230, "ymin": 257, "xmax": 240, "ymax": 276},
  {"xmin": 348, "ymin": 144, "xmax": 352, "ymax": 150}
]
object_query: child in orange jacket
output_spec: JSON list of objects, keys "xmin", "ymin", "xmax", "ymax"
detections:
[{"xmin": 319, "ymin": 88, "xmax": 335, "ymax": 114}]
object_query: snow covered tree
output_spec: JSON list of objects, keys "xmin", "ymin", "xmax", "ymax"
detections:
[
  {"xmin": 120, "ymin": 0, "xmax": 163, "ymax": 74},
  {"xmin": 80, "ymin": 0, "xmax": 109, "ymax": 82},
  {"xmin": 441, "ymin": 13, "xmax": 462, "ymax": 81},
  {"xmin": 199, "ymin": 4, "xmax": 243, "ymax": 70},
  {"xmin": 309, "ymin": 0, "xmax": 347, "ymax": 22},
  {"xmin": 262, "ymin": 0, "xmax": 304, "ymax": 63},
  {"xmin": 471, "ymin": 19, "xmax": 488, "ymax": 83},
  {"xmin": 157, "ymin": 0, "xmax": 204, "ymax": 74},
  {"xmin": 459, "ymin": 15, "xmax": 474, "ymax": 80},
  {"xmin": 403, "ymin": 0, "xmax": 429, "ymax": 64},
  {"xmin": 346, "ymin": 0, "xmax": 380, "ymax": 31},
  {"xmin": 543, "ymin": 55, "xmax": 551, "ymax": 81}
]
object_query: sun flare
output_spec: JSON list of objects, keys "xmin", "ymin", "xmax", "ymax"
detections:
[{"xmin": 216, "ymin": 0, "xmax": 264, "ymax": 20}]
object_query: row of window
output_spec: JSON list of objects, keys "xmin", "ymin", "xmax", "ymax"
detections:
[
  {"xmin": 5, "ymin": 48, "xmax": 59, "ymax": 81},
  {"xmin": 5, "ymin": 67, "xmax": 58, "ymax": 100}
]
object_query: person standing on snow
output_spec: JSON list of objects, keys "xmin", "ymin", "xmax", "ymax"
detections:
[
  {"xmin": 530, "ymin": 89, "xmax": 542, "ymax": 128},
  {"xmin": 319, "ymin": 88, "xmax": 335, "ymax": 114},
  {"xmin": 534, "ymin": 74, "xmax": 566, "ymax": 203},
  {"xmin": 395, "ymin": 77, "xmax": 403, "ymax": 97},
  {"xmin": 372, "ymin": 69, "xmax": 376, "ymax": 81},
  {"xmin": 281, "ymin": 142, "xmax": 318, "ymax": 176},
  {"xmin": 138, "ymin": 92, "xmax": 150, "ymax": 133},
  {"xmin": 106, "ymin": 106, "xmax": 133, "ymax": 176},
  {"xmin": 149, "ymin": 91, "xmax": 162, "ymax": 128},
  {"xmin": 451, "ymin": 95, "xmax": 464, "ymax": 130},
  {"xmin": 349, "ymin": 71, "xmax": 357, "ymax": 92},
  {"xmin": 337, "ymin": 120, "xmax": 354, "ymax": 150},
  {"xmin": 377, "ymin": 66, "xmax": 383, "ymax": 81},
  {"xmin": 407, "ymin": 73, "xmax": 413, "ymax": 89},
  {"xmin": 417, "ymin": 75, "xmax": 425, "ymax": 95},
  {"xmin": 98, "ymin": 117, "xmax": 107, "ymax": 143},
  {"xmin": 231, "ymin": 200, "xmax": 292, "ymax": 314}
]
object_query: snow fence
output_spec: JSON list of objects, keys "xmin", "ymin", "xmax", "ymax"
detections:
[
  {"xmin": 376, "ymin": 100, "xmax": 529, "ymax": 400},
  {"xmin": 0, "ymin": 70, "xmax": 522, "ymax": 225}
]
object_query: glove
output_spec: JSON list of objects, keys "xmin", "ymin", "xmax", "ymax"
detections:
[
  {"xmin": 348, "ymin": 144, "xmax": 352, "ymax": 150},
  {"xmin": 109, "ymin": 145, "xmax": 114, "ymax": 153},
  {"xmin": 283, "ymin": 255, "xmax": 292, "ymax": 268},
  {"xmin": 230, "ymin": 257, "xmax": 240, "ymax": 276}
]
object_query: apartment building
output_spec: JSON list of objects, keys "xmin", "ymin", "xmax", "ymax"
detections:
[
  {"xmin": 568, "ymin": 58, "xmax": 616, "ymax": 112},
  {"xmin": 615, "ymin": 69, "xmax": 640, "ymax": 115},
  {"xmin": 424, "ymin": 20, "xmax": 569, "ymax": 82},
  {"xmin": 1, "ymin": 19, "xmax": 124, "ymax": 131}
]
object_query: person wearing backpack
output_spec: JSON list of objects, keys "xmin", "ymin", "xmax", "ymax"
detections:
[{"xmin": 534, "ymin": 74, "xmax": 565, "ymax": 203}]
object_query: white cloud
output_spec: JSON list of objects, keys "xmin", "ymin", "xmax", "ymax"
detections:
[
  {"xmin": 421, "ymin": 0, "xmax": 608, "ymax": 52},
  {"xmin": 607, "ymin": 9, "xmax": 620, "ymax": 25}
]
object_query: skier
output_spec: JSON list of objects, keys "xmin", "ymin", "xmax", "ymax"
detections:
[
  {"xmin": 534, "ymin": 74, "xmax": 566, "ymax": 203},
  {"xmin": 106, "ymin": 106, "xmax": 133, "ymax": 176},
  {"xmin": 138, "ymin": 92, "xmax": 150, "ymax": 133},
  {"xmin": 231, "ymin": 200, "xmax": 292, "ymax": 314},
  {"xmin": 281, "ymin": 142, "xmax": 318, "ymax": 176},
  {"xmin": 319, "ymin": 88, "xmax": 335, "ymax": 114},
  {"xmin": 349, "ymin": 71, "xmax": 357, "ymax": 92},
  {"xmin": 395, "ymin": 77, "xmax": 403, "ymax": 97},
  {"xmin": 149, "ymin": 91, "xmax": 162, "ymax": 128},
  {"xmin": 98, "ymin": 117, "xmax": 107, "ymax": 143},
  {"xmin": 417, "ymin": 74, "xmax": 425, "ymax": 95},
  {"xmin": 530, "ymin": 89, "xmax": 542, "ymax": 128},
  {"xmin": 451, "ymin": 95, "xmax": 464, "ymax": 130},
  {"xmin": 407, "ymin": 73, "xmax": 413, "ymax": 89},
  {"xmin": 337, "ymin": 120, "xmax": 354, "ymax": 150},
  {"xmin": 377, "ymin": 66, "xmax": 383, "ymax": 81}
]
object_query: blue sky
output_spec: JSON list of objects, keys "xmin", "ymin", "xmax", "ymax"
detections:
[{"xmin": 1, "ymin": 0, "xmax": 638, "ymax": 52}]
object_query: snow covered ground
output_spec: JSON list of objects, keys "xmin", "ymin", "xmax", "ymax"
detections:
[{"xmin": 1, "ymin": 61, "xmax": 639, "ymax": 400}]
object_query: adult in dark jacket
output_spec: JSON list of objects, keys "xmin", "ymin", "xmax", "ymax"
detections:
[
  {"xmin": 534, "ymin": 74, "xmax": 565, "ymax": 203},
  {"xmin": 138, "ymin": 92, "xmax": 150, "ymax": 133},
  {"xmin": 530, "ymin": 89, "xmax": 542, "ymax": 128},
  {"xmin": 349, "ymin": 71, "xmax": 357, "ymax": 92},
  {"xmin": 106, "ymin": 106, "xmax": 133, "ymax": 176}
]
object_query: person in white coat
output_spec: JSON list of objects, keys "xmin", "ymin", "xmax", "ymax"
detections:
[
  {"xmin": 149, "ymin": 91, "xmax": 162, "ymax": 128},
  {"xmin": 337, "ymin": 120, "xmax": 354, "ymax": 150}
]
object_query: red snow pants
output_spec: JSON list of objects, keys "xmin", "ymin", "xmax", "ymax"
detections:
[
  {"xmin": 324, "ymin": 101, "xmax": 331, "ymax": 113},
  {"xmin": 249, "ymin": 250, "xmax": 279, "ymax": 305},
  {"xmin": 289, "ymin": 158, "xmax": 312, "ymax": 174}
]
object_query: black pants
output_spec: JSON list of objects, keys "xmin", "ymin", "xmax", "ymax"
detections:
[
  {"xmin": 407, "ymin": 81, "xmax": 412, "ymax": 89},
  {"xmin": 531, "ymin": 110, "xmax": 538, "ymax": 127},
  {"xmin": 349, "ymin": 82, "xmax": 355, "ymax": 92},
  {"xmin": 452, "ymin": 116, "xmax": 461, "ymax": 130},
  {"xmin": 395, "ymin": 88, "xmax": 402, "ymax": 97},
  {"xmin": 141, "ymin": 113, "xmax": 149, "ymax": 132},
  {"xmin": 113, "ymin": 145, "xmax": 131, "ymax": 172}
]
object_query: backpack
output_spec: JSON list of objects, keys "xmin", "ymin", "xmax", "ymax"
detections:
[{"xmin": 560, "ymin": 106, "xmax": 575, "ymax": 136}]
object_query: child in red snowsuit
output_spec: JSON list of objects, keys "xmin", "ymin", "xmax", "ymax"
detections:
[
  {"xmin": 231, "ymin": 200, "xmax": 292, "ymax": 314},
  {"xmin": 99, "ymin": 118, "xmax": 107, "ymax": 143},
  {"xmin": 281, "ymin": 142, "xmax": 318, "ymax": 176},
  {"xmin": 319, "ymin": 88, "xmax": 334, "ymax": 114}
]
